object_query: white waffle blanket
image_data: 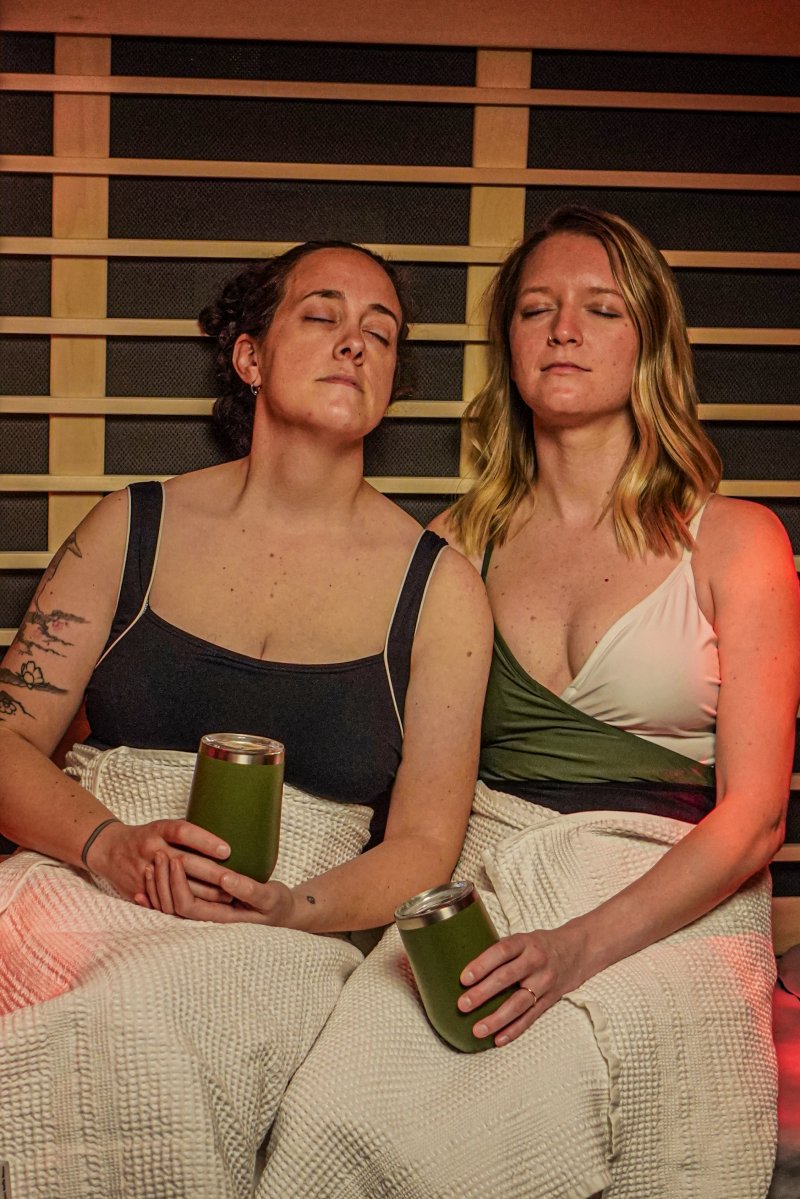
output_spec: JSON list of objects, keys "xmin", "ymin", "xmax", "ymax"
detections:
[
  {"xmin": 258, "ymin": 783, "xmax": 777, "ymax": 1199},
  {"xmin": 0, "ymin": 745, "xmax": 369, "ymax": 1198}
]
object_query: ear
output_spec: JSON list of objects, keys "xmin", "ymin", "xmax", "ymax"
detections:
[{"xmin": 232, "ymin": 333, "xmax": 261, "ymax": 389}]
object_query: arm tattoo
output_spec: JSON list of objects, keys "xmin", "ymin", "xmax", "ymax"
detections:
[{"xmin": 41, "ymin": 531, "xmax": 82, "ymax": 590}]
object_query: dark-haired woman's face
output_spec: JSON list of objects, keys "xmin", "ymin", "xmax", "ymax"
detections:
[
  {"xmin": 251, "ymin": 247, "xmax": 402, "ymax": 441},
  {"xmin": 508, "ymin": 233, "xmax": 638, "ymax": 429}
]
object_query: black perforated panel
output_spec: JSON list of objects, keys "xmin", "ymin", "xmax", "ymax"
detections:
[
  {"xmin": 0, "ymin": 94, "xmax": 53, "ymax": 155},
  {"xmin": 0, "ymin": 257, "xmax": 51, "ymax": 318},
  {"xmin": 525, "ymin": 188, "xmax": 800, "ymax": 252},
  {"xmin": 705, "ymin": 423, "xmax": 798, "ymax": 479},
  {"xmin": 111, "ymin": 96, "xmax": 473, "ymax": 167},
  {"xmin": 0, "ymin": 335, "xmax": 51, "ymax": 396},
  {"xmin": 112, "ymin": 38, "xmax": 475, "ymax": 85},
  {"xmin": 105, "ymin": 416, "xmax": 229, "ymax": 475},
  {"xmin": 0, "ymin": 32, "xmax": 54, "ymax": 73},
  {"xmin": 106, "ymin": 259, "xmax": 467, "ymax": 324},
  {"xmin": 106, "ymin": 337, "xmax": 216, "ymax": 397},
  {"xmin": 694, "ymin": 348, "xmax": 799, "ymax": 407},
  {"xmin": 387, "ymin": 494, "xmax": 452, "ymax": 526},
  {"xmin": 528, "ymin": 108, "xmax": 799, "ymax": 174},
  {"xmin": 530, "ymin": 49, "xmax": 800, "ymax": 97},
  {"xmin": 0, "ymin": 570, "xmax": 42, "ymax": 628},
  {"xmin": 364, "ymin": 419, "xmax": 459, "ymax": 477},
  {"xmin": 109, "ymin": 179, "xmax": 471, "ymax": 244},
  {"xmin": 0, "ymin": 494, "xmax": 49, "ymax": 552},
  {"xmin": 410, "ymin": 344, "xmax": 463, "ymax": 401},
  {"xmin": 0, "ymin": 175, "xmax": 51, "ymax": 237},
  {"xmin": 675, "ymin": 271, "xmax": 800, "ymax": 328},
  {"xmin": 0, "ymin": 417, "xmax": 49, "ymax": 473}
]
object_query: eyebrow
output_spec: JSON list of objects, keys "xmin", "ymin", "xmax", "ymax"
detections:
[
  {"xmin": 519, "ymin": 285, "xmax": 623, "ymax": 300},
  {"xmin": 301, "ymin": 289, "xmax": 400, "ymax": 326}
]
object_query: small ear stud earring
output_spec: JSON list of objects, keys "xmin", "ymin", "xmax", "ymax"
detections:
[{"xmin": 250, "ymin": 382, "xmax": 260, "ymax": 396}]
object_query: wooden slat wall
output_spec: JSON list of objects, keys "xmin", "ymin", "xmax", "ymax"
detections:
[{"xmin": 0, "ymin": 15, "xmax": 798, "ymax": 945}]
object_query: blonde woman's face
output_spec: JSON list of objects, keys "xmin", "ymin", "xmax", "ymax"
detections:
[{"xmin": 508, "ymin": 233, "xmax": 639, "ymax": 428}]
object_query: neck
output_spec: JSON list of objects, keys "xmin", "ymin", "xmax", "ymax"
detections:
[{"xmin": 531, "ymin": 410, "xmax": 634, "ymax": 525}]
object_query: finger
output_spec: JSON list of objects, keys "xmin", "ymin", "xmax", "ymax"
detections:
[
  {"xmin": 158, "ymin": 819, "xmax": 231, "ymax": 861},
  {"xmin": 179, "ymin": 852, "xmax": 230, "ymax": 888},
  {"xmin": 492, "ymin": 1002, "xmax": 543, "ymax": 1047},
  {"xmin": 458, "ymin": 956, "xmax": 532, "ymax": 1011},
  {"xmin": 460, "ymin": 934, "xmax": 529, "ymax": 986},
  {"xmin": 470, "ymin": 986, "xmax": 539, "ymax": 1041},
  {"xmin": 218, "ymin": 870, "xmax": 264, "ymax": 908},
  {"xmin": 134, "ymin": 891, "xmax": 152, "ymax": 909},
  {"xmin": 144, "ymin": 864, "xmax": 160, "ymax": 911},
  {"xmin": 153, "ymin": 851, "xmax": 175, "ymax": 916},
  {"xmin": 186, "ymin": 878, "xmax": 233, "ymax": 903}
]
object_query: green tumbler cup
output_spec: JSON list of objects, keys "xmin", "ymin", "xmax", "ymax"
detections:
[
  {"xmin": 395, "ymin": 881, "xmax": 516, "ymax": 1053},
  {"xmin": 186, "ymin": 733, "xmax": 284, "ymax": 883}
]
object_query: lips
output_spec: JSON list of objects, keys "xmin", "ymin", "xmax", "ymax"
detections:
[
  {"xmin": 318, "ymin": 374, "xmax": 363, "ymax": 391},
  {"xmin": 542, "ymin": 362, "xmax": 589, "ymax": 372}
]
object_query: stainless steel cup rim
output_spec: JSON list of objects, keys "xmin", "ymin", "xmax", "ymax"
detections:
[
  {"xmin": 198, "ymin": 733, "xmax": 284, "ymax": 766},
  {"xmin": 395, "ymin": 880, "xmax": 475, "ymax": 929}
]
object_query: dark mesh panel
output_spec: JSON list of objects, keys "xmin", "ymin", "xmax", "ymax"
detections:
[
  {"xmin": 0, "ymin": 335, "xmax": 50, "ymax": 395},
  {"xmin": 388, "ymin": 494, "xmax": 453, "ymax": 526},
  {"xmin": 106, "ymin": 338, "xmax": 215, "ymax": 397},
  {"xmin": 112, "ymin": 38, "xmax": 475, "ymax": 85},
  {"xmin": 705, "ymin": 423, "xmax": 798, "ymax": 479},
  {"xmin": 411, "ymin": 344, "xmax": 463, "ymax": 401},
  {"xmin": 0, "ymin": 32, "xmax": 54, "ymax": 72},
  {"xmin": 364, "ymin": 419, "xmax": 459, "ymax": 477},
  {"xmin": 0, "ymin": 494, "xmax": 49, "ymax": 551},
  {"xmin": 0, "ymin": 257, "xmax": 51, "ymax": 317},
  {"xmin": 530, "ymin": 50, "xmax": 800, "ymax": 97},
  {"xmin": 105, "ymin": 416, "xmax": 230, "ymax": 475},
  {"xmin": 525, "ymin": 188, "xmax": 800, "ymax": 252},
  {"xmin": 784, "ymin": 785, "xmax": 800, "ymax": 841},
  {"xmin": 675, "ymin": 271, "xmax": 800, "ymax": 328},
  {"xmin": 0, "ymin": 94, "xmax": 53, "ymax": 155},
  {"xmin": 527, "ymin": 108, "xmax": 799, "ymax": 174},
  {"xmin": 757, "ymin": 501, "xmax": 800, "ymax": 552},
  {"xmin": 109, "ymin": 179, "xmax": 470, "ymax": 244},
  {"xmin": 0, "ymin": 175, "xmax": 51, "ymax": 237},
  {"xmin": 694, "ymin": 348, "xmax": 800, "ymax": 407},
  {"xmin": 111, "ymin": 96, "xmax": 472, "ymax": 166},
  {"xmin": 771, "ymin": 863, "xmax": 800, "ymax": 898},
  {"xmin": 0, "ymin": 417, "xmax": 49, "ymax": 473},
  {"xmin": 106, "ymin": 259, "xmax": 466, "ymax": 324},
  {"xmin": 0, "ymin": 570, "xmax": 41, "ymax": 628}
]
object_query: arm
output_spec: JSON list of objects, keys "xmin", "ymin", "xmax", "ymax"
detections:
[
  {"xmin": 158, "ymin": 548, "xmax": 494, "ymax": 931},
  {"xmin": 457, "ymin": 499, "xmax": 800, "ymax": 1045},
  {"xmin": 0, "ymin": 491, "xmax": 231, "ymax": 897}
]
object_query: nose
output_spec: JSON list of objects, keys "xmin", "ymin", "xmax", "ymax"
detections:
[
  {"xmin": 547, "ymin": 306, "xmax": 583, "ymax": 346},
  {"xmin": 335, "ymin": 326, "xmax": 365, "ymax": 363}
]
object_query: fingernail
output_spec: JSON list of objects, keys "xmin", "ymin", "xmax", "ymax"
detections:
[
  {"xmin": 145, "ymin": 866, "xmax": 153, "ymax": 879},
  {"xmin": 462, "ymin": 970, "xmax": 474, "ymax": 984},
  {"xmin": 216, "ymin": 843, "xmax": 229, "ymax": 857},
  {"xmin": 497, "ymin": 1034, "xmax": 509, "ymax": 1047},
  {"xmin": 459, "ymin": 996, "xmax": 472, "ymax": 1011},
  {"xmin": 474, "ymin": 1022, "xmax": 488, "ymax": 1038}
]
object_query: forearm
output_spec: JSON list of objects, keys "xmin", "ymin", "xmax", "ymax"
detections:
[
  {"xmin": 286, "ymin": 831, "xmax": 460, "ymax": 934},
  {"xmin": 561, "ymin": 801, "xmax": 782, "ymax": 988},
  {"xmin": 0, "ymin": 728, "xmax": 115, "ymax": 868}
]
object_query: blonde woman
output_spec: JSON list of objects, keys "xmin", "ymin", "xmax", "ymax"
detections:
[{"xmin": 257, "ymin": 209, "xmax": 800, "ymax": 1199}]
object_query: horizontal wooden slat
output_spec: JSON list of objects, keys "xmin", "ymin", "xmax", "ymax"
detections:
[
  {"xmin": 3, "ymin": 73, "xmax": 800, "ymax": 115},
  {"xmin": 3, "ymin": 318, "xmax": 799, "ymax": 348},
  {"xmin": 3, "ymin": 239, "xmax": 800, "ymax": 272},
  {"xmin": 2, "ymin": 396, "xmax": 797, "ymax": 422},
  {"xmin": 0, "ymin": 317, "xmax": 476, "ymax": 342},
  {"xmin": 2, "ymin": 0, "xmax": 799, "ymax": 59},
  {"xmin": 4, "ymin": 156, "xmax": 799, "ymax": 192}
]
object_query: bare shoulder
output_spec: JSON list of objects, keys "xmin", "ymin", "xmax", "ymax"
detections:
[
  {"xmin": 46, "ymin": 488, "xmax": 129, "ymax": 586},
  {"xmin": 697, "ymin": 494, "xmax": 794, "ymax": 570},
  {"xmin": 417, "ymin": 545, "xmax": 493, "ymax": 642},
  {"xmin": 427, "ymin": 505, "xmax": 484, "ymax": 572}
]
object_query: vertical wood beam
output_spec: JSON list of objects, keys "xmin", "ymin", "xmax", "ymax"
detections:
[
  {"xmin": 462, "ymin": 50, "xmax": 531, "ymax": 475},
  {"xmin": 49, "ymin": 35, "xmax": 110, "ymax": 548}
]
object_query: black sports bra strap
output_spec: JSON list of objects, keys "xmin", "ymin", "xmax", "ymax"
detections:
[
  {"xmin": 102, "ymin": 481, "xmax": 164, "ymax": 651},
  {"xmin": 480, "ymin": 541, "xmax": 494, "ymax": 581},
  {"xmin": 385, "ymin": 531, "xmax": 448, "ymax": 727}
]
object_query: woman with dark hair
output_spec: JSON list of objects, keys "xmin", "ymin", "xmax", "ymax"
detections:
[
  {"xmin": 257, "ymin": 211, "xmax": 800, "ymax": 1198},
  {"xmin": 0, "ymin": 241, "xmax": 492, "ymax": 1197}
]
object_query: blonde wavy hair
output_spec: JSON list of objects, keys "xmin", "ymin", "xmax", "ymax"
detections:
[{"xmin": 450, "ymin": 206, "xmax": 722, "ymax": 558}]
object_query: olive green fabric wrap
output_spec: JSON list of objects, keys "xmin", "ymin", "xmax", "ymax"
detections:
[{"xmin": 480, "ymin": 627, "xmax": 715, "ymax": 790}]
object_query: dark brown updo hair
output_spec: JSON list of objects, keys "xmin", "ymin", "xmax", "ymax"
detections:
[{"xmin": 199, "ymin": 241, "xmax": 413, "ymax": 457}]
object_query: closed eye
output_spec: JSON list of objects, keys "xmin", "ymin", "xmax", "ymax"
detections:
[
  {"xmin": 520, "ymin": 307, "xmax": 554, "ymax": 318},
  {"xmin": 366, "ymin": 329, "xmax": 391, "ymax": 346},
  {"xmin": 305, "ymin": 315, "xmax": 334, "ymax": 325},
  {"xmin": 590, "ymin": 309, "xmax": 623, "ymax": 319}
]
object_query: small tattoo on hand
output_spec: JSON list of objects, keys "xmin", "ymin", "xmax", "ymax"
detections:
[{"xmin": 305, "ymin": 895, "xmax": 316, "ymax": 905}]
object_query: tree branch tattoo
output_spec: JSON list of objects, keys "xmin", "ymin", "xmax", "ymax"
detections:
[{"xmin": 0, "ymin": 531, "xmax": 88, "ymax": 722}]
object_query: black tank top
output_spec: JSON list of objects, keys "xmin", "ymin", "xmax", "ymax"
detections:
[{"xmin": 85, "ymin": 483, "xmax": 446, "ymax": 838}]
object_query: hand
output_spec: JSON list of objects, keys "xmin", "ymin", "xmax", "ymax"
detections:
[
  {"xmin": 88, "ymin": 817, "xmax": 231, "ymax": 904},
  {"xmin": 457, "ymin": 927, "xmax": 584, "ymax": 1047},
  {"xmin": 138, "ymin": 852, "xmax": 299, "ymax": 928}
]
